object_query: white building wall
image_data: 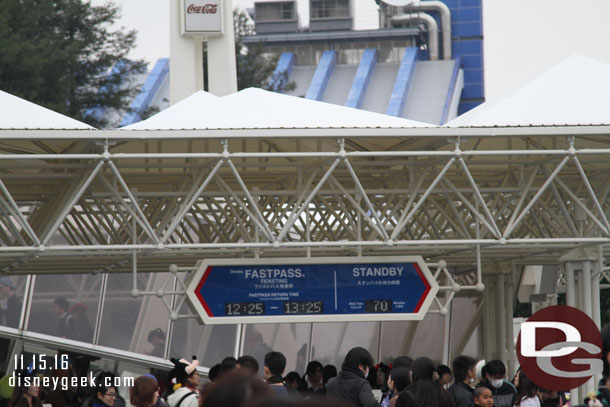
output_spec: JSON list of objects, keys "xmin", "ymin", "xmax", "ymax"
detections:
[{"xmin": 483, "ymin": 0, "xmax": 610, "ymax": 101}]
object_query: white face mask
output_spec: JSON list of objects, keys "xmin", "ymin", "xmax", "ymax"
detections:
[{"xmin": 491, "ymin": 379, "xmax": 503, "ymax": 389}]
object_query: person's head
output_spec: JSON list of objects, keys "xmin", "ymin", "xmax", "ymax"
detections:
[
  {"xmin": 169, "ymin": 356, "xmax": 200, "ymax": 389},
  {"xmin": 264, "ymin": 351, "xmax": 286, "ymax": 378},
  {"xmin": 474, "ymin": 386, "xmax": 494, "ymax": 407},
  {"xmin": 516, "ymin": 371, "xmax": 539, "ymax": 401},
  {"xmin": 343, "ymin": 347, "xmax": 374, "ymax": 377},
  {"xmin": 322, "ymin": 365, "xmax": 337, "ymax": 386},
  {"xmin": 220, "ymin": 357, "xmax": 237, "ymax": 376},
  {"xmin": 602, "ymin": 323, "xmax": 610, "ymax": 381},
  {"xmin": 147, "ymin": 328, "xmax": 166, "ymax": 346},
  {"xmin": 392, "ymin": 356, "xmax": 413, "ymax": 370},
  {"xmin": 539, "ymin": 389, "xmax": 559, "ymax": 402},
  {"xmin": 484, "ymin": 360, "xmax": 506, "ymax": 389},
  {"xmin": 284, "ymin": 372, "xmax": 301, "ymax": 389},
  {"xmin": 96, "ymin": 384, "xmax": 118, "ymax": 407},
  {"xmin": 452, "ymin": 355, "xmax": 477, "ymax": 384},
  {"xmin": 208, "ymin": 364, "xmax": 221, "ymax": 382},
  {"xmin": 69, "ymin": 302, "xmax": 88, "ymax": 320},
  {"xmin": 377, "ymin": 363, "xmax": 390, "ymax": 387},
  {"xmin": 130, "ymin": 375, "xmax": 159, "ymax": 407},
  {"xmin": 437, "ymin": 364, "xmax": 452, "ymax": 386},
  {"xmin": 0, "ymin": 277, "xmax": 15, "ymax": 297},
  {"xmin": 236, "ymin": 355, "xmax": 259, "ymax": 376},
  {"xmin": 410, "ymin": 357, "xmax": 436, "ymax": 382},
  {"xmin": 201, "ymin": 370, "xmax": 272, "ymax": 407},
  {"xmin": 388, "ymin": 367, "xmax": 410, "ymax": 393},
  {"xmin": 52, "ymin": 298, "xmax": 69, "ymax": 316},
  {"xmin": 306, "ymin": 361, "xmax": 323, "ymax": 385}
]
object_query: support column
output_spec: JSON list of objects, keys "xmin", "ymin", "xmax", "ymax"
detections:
[
  {"xmin": 581, "ymin": 260, "xmax": 595, "ymax": 396},
  {"xmin": 497, "ymin": 273, "xmax": 507, "ymax": 366},
  {"xmin": 592, "ymin": 246, "xmax": 603, "ymax": 388},
  {"xmin": 206, "ymin": 0, "xmax": 237, "ymax": 96},
  {"xmin": 483, "ymin": 275, "xmax": 494, "ymax": 362},
  {"xmin": 505, "ymin": 270, "xmax": 515, "ymax": 379},
  {"xmin": 169, "ymin": 1, "xmax": 204, "ymax": 104},
  {"xmin": 560, "ymin": 247, "xmax": 598, "ymax": 405}
]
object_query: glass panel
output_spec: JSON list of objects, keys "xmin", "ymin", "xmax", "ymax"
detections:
[
  {"xmin": 27, "ymin": 274, "xmax": 102, "ymax": 343},
  {"xmin": 0, "ymin": 275, "xmax": 27, "ymax": 329},
  {"xmin": 98, "ymin": 272, "xmax": 171, "ymax": 356},
  {"xmin": 243, "ymin": 323, "xmax": 311, "ymax": 376},
  {"xmin": 379, "ymin": 315, "xmax": 446, "ymax": 364},
  {"xmin": 310, "ymin": 322, "xmax": 380, "ymax": 368},
  {"xmin": 169, "ymin": 303, "xmax": 238, "ymax": 367},
  {"xmin": 449, "ymin": 296, "xmax": 480, "ymax": 359}
]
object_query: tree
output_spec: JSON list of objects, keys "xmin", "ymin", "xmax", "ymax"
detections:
[
  {"xmin": 226, "ymin": 10, "xmax": 295, "ymax": 93},
  {"xmin": 0, "ymin": 0, "xmax": 146, "ymax": 128}
]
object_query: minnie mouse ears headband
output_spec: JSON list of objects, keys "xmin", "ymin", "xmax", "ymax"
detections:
[{"xmin": 170, "ymin": 356, "xmax": 199, "ymax": 382}]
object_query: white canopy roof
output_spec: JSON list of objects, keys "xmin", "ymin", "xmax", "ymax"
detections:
[
  {"xmin": 446, "ymin": 54, "xmax": 610, "ymax": 128},
  {"xmin": 123, "ymin": 87, "xmax": 432, "ymax": 130},
  {"xmin": 0, "ymin": 90, "xmax": 94, "ymax": 130}
]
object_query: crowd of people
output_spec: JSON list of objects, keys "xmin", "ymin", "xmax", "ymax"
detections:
[{"xmin": 1, "ymin": 323, "xmax": 609, "ymax": 407}]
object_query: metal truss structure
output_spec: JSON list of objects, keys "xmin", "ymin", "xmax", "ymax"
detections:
[{"xmin": 2, "ymin": 129, "xmax": 610, "ymax": 276}]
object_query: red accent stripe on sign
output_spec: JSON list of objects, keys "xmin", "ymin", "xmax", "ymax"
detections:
[
  {"xmin": 413, "ymin": 263, "xmax": 431, "ymax": 313},
  {"xmin": 195, "ymin": 266, "xmax": 214, "ymax": 317}
]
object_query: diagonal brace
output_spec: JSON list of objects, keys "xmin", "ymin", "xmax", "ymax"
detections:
[
  {"xmin": 391, "ymin": 157, "xmax": 455, "ymax": 240},
  {"xmin": 278, "ymin": 159, "xmax": 341, "ymax": 241},
  {"xmin": 503, "ymin": 156, "xmax": 569, "ymax": 238},
  {"xmin": 162, "ymin": 160, "xmax": 223, "ymax": 243}
]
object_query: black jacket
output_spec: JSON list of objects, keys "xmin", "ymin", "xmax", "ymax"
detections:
[
  {"xmin": 326, "ymin": 365, "xmax": 380, "ymax": 407},
  {"xmin": 479, "ymin": 380, "xmax": 517, "ymax": 407},
  {"xmin": 448, "ymin": 381, "xmax": 474, "ymax": 407}
]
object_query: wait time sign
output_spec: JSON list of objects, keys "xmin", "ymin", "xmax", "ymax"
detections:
[{"xmin": 185, "ymin": 256, "xmax": 439, "ymax": 324}]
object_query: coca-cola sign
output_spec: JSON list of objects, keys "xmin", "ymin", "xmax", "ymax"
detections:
[
  {"xmin": 182, "ymin": 0, "xmax": 222, "ymax": 35},
  {"xmin": 186, "ymin": 4, "xmax": 218, "ymax": 14}
]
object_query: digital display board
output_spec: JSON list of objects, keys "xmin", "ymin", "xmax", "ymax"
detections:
[{"xmin": 186, "ymin": 256, "xmax": 439, "ymax": 324}]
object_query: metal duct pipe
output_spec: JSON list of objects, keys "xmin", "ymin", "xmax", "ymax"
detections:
[
  {"xmin": 391, "ymin": 12, "xmax": 439, "ymax": 61},
  {"xmin": 407, "ymin": 1, "xmax": 452, "ymax": 60}
]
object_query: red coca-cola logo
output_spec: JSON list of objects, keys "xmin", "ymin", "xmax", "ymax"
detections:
[{"xmin": 187, "ymin": 3, "xmax": 218, "ymax": 14}]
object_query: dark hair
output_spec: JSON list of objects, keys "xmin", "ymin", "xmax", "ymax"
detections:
[
  {"xmin": 474, "ymin": 386, "xmax": 491, "ymax": 398},
  {"xmin": 264, "ymin": 351, "xmax": 287, "ymax": 376},
  {"xmin": 515, "ymin": 371, "xmax": 539, "ymax": 406},
  {"xmin": 95, "ymin": 372, "xmax": 118, "ymax": 399},
  {"xmin": 452, "ymin": 355, "xmax": 476, "ymax": 382},
  {"xmin": 221, "ymin": 357, "xmax": 237, "ymax": 374},
  {"xmin": 602, "ymin": 323, "xmax": 610, "ymax": 379},
  {"xmin": 322, "ymin": 365, "xmax": 337, "ymax": 385},
  {"xmin": 400, "ymin": 357, "xmax": 454, "ymax": 407},
  {"xmin": 392, "ymin": 356, "xmax": 413, "ymax": 370},
  {"xmin": 485, "ymin": 360, "xmax": 506, "ymax": 378},
  {"xmin": 201, "ymin": 370, "xmax": 271, "ymax": 407},
  {"xmin": 437, "ymin": 365, "xmax": 451, "ymax": 377},
  {"xmin": 306, "ymin": 361, "xmax": 323, "ymax": 377},
  {"xmin": 147, "ymin": 328, "xmax": 165, "ymax": 343},
  {"xmin": 251, "ymin": 399, "xmax": 350, "ymax": 407},
  {"xmin": 284, "ymin": 371, "xmax": 301, "ymax": 385},
  {"xmin": 53, "ymin": 297, "xmax": 69, "ymax": 311},
  {"xmin": 250, "ymin": 398, "xmax": 350, "ymax": 407},
  {"xmin": 9, "ymin": 378, "xmax": 43, "ymax": 407},
  {"xmin": 390, "ymin": 367, "xmax": 411, "ymax": 393},
  {"xmin": 237, "ymin": 355, "xmax": 259, "ymax": 375},
  {"xmin": 299, "ymin": 361, "xmax": 324, "ymax": 391},
  {"xmin": 343, "ymin": 347, "xmax": 374, "ymax": 370},
  {"xmin": 130, "ymin": 376, "xmax": 158, "ymax": 407},
  {"xmin": 208, "ymin": 364, "xmax": 221, "ymax": 382}
]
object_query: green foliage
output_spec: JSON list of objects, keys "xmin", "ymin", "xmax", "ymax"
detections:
[
  {"xmin": 0, "ymin": 0, "xmax": 146, "ymax": 128},
  {"xmin": 233, "ymin": 10, "xmax": 296, "ymax": 93}
]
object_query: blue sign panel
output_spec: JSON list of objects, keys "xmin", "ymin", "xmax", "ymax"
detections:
[{"xmin": 193, "ymin": 260, "xmax": 433, "ymax": 320}]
